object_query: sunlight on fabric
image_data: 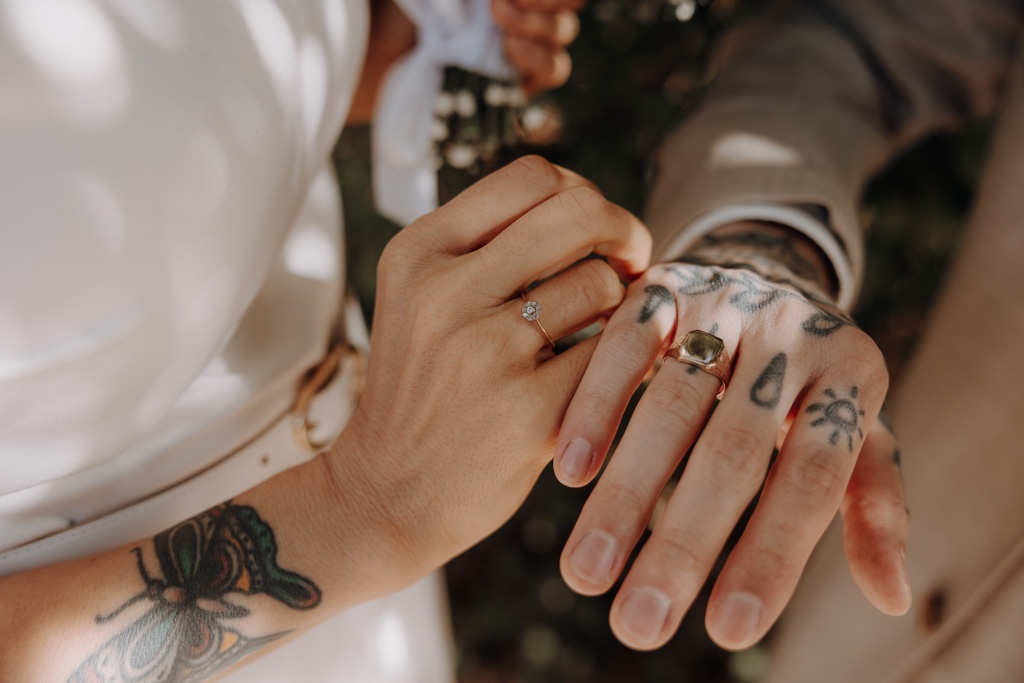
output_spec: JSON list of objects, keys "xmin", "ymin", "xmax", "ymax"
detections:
[
  {"xmin": 235, "ymin": 0, "xmax": 298, "ymax": 103},
  {"xmin": 298, "ymin": 35, "xmax": 328, "ymax": 149},
  {"xmin": 104, "ymin": 0, "xmax": 186, "ymax": 52},
  {"xmin": 75, "ymin": 175, "xmax": 126, "ymax": 256},
  {"xmin": 377, "ymin": 609, "xmax": 413, "ymax": 678},
  {"xmin": 322, "ymin": 0, "xmax": 350, "ymax": 67},
  {"xmin": 709, "ymin": 131, "xmax": 802, "ymax": 169},
  {"xmin": 162, "ymin": 130, "xmax": 230, "ymax": 230},
  {"xmin": 3, "ymin": 0, "xmax": 129, "ymax": 123},
  {"xmin": 285, "ymin": 226, "xmax": 337, "ymax": 282}
]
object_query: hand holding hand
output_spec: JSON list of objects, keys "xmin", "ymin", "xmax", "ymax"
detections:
[
  {"xmin": 330, "ymin": 157, "xmax": 650, "ymax": 586},
  {"xmin": 492, "ymin": 0, "xmax": 584, "ymax": 94},
  {"xmin": 555, "ymin": 222, "xmax": 909, "ymax": 650}
]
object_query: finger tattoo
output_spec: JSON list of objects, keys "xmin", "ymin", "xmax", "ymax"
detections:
[
  {"xmin": 806, "ymin": 386, "xmax": 865, "ymax": 451},
  {"xmin": 729, "ymin": 285, "xmax": 784, "ymax": 313},
  {"xmin": 638, "ymin": 284, "xmax": 673, "ymax": 324},
  {"xmin": 802, "ymin": 310, "xmax": 851, "ymax": 337},
  {"xmin": 750, "ymin": 352, "xmax": 788, "ymax": 409}
]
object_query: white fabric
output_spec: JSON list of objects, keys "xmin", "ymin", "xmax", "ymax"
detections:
[
  {"xmin": 372, "ymin": 0, "xmax": 513, "ymax": 225},
  {"xmin": 0, "ymin": 2, "xmax": 457, "ymax": 681},
  {"xmin": 657, "ymin": 203, "xmax": 857, "ymax": 310},
  {"xmin": 0, "ymin": 0, "xmax": 368, "ymax": 497}
]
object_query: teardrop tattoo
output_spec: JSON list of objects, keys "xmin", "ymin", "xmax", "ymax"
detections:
[{"xmin": 750, "ymin": 353, "xmax": 788, "ymax": 409}]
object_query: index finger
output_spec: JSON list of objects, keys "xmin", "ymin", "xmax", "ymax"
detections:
[
  {"xmin": 407, "ymin": 156, "xmax": 596, "ymax": 254},
  {"xmin": 555, "ymin": 272, "xmax": 677, "ymax": 486}
]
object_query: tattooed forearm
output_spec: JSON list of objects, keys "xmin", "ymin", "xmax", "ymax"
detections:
[
  {"xmin": 638, "ymin": 284, "xmax": 673, "ymax": 323},
  {"xmin": 69, "ymin": 502, "xmax": 321, "ymax": 683},
  {"xmin": 806, "ymin": 386, "xmax": 865, "ymax": 452},
  {"xmin": 750, "ymin": 353, "xmax": 788, "ymax": 409}
]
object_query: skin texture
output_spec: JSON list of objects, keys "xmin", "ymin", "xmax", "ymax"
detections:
[
  {"xmin": 0, "ymin": 157, "xmax": 650, "ymax": 682},
  {"xmin": 556, "ymin": 221, "xmax": 909, "ymax": 651}
]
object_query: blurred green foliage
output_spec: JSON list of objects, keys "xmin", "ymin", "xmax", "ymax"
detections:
[{"xmin": 334, "ymin": 0, "xmax": 987, "ymax": 680}]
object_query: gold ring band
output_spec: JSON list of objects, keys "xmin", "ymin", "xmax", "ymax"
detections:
[{"xmin": 663, "ymin": 329, "xmax": 732, "ymax": 398}]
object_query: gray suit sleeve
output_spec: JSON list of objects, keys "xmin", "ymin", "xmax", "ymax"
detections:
[{"xmin": 646, "ymin": 0, "xmax": 1024, "ymax": 301}]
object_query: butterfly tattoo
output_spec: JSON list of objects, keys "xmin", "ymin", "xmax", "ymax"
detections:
[{"xmin": 69, "ymin": 503, "xmax": 321, "ymax": 683}]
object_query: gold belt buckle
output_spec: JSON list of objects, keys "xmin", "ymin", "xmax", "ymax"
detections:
[{"xmin": 291, "ymin": 341, "xmax": 365, "ymax": 452}]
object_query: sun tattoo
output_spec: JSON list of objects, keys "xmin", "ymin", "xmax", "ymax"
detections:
[
  {"xmin": 69, "ymin": 503, "xmax": 321, "ymax": 683},
  {"xmin": 806, "ymin": 386, "xmax": 865, "ymax": 452}
]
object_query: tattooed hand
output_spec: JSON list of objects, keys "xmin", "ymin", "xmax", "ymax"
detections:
[{"xmin": 554, "ymin": 222, "xmax": 909, "ymax": 651}]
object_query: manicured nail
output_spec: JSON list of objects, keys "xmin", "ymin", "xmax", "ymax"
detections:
[
  {"xmin": 568, "ymin": 530, "xmax": 617, "ymax": 585},
  {"xmin": 618, "ymin": 587, "xmax": 671, "ymax": 646},
  {"xmin": 709, "ymin": 592, "xmax": 762, "ymax": 648},
  {"xmin": 559, "ymin": 438, "xmax": 594, "ymax": 483}
]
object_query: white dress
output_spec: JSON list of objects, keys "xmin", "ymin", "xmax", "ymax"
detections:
[{"xmin": 0, "ymin": 1, "xmax": 453, "ymax": 680}]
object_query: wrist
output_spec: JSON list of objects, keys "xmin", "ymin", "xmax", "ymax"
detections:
[
  {"xmin": 317, "ymin": 418, "xmax": 438, "ymax": 597},
  {"xmin": 677, "ymin": 220, "xmax": 839, "ymax": 305}
]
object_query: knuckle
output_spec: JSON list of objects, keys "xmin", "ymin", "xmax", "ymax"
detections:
[
  {"xmin": 576, "ymin": 381, "xmax": 625, "ymax": 424},
  {"xmin": 576, "ymin": 259, "xmax": 624, "ymax": 309},
  {"xmin": 504, "ymin": 155, "xmax": 563, "ymax": 195},
  {"xmin": 600, "ymin": 480, "xmax": 656, "ymax": 524},
  {"xmin": 750, "ymin": 539, "xmax": 800, "ymax": 580},
  {"xmin": 558, "ymin": 185, "xmax": 612, "ymax": 230},
  {"xmin": 703, "ymin": 427, "xmax": 771, "ymax": 488},
  {"xmin": 650, "ymin": 527, "xmax": 706, "ymax": 576},
  {"xmin": 784, "ymin": 451, "xmax": 847, "ymax": 503},
  {"xmin": 846, "ymin": 494, "xmax": 908, "ymax": 532},
  {"xmin": 654, "ymin": 375, "xmax": 711, "ymax": 424},
  {"xmin": 604, "ymin": 321, "xmax": 655, "ymax": 361}
]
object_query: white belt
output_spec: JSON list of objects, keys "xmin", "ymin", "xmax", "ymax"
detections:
[{"xmin": 0, "ymin": 342, "xmax": 365, "ymax": 577}]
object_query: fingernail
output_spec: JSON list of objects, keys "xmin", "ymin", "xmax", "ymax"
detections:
[
  {"xmin": 899, "ymin": 549, "xmax": 913, "ymax": 605},
  {"xmin": 618, "ymin": 587, "xmax": 671, "ymax": 646},
  {"xmin": 709, "ymin": 592, "xmax": 762, "ymax": 648},
  {"xmin": 568, "ymin": 530, "xmax": 617, "ymax": 585},
  {"xmin": 559, "ymin": 438, "xmax": 594, "ymax": 483}
]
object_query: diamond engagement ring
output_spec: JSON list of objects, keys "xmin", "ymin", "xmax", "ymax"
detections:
[
  {"xmin": 663, "ymin": 330, "xmax": 732, "ymax": 398},
  {"xmin": 521, "ymin": 294, "xmax": 555, "ymax": 348}
]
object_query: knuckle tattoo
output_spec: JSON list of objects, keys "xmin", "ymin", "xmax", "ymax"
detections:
[{"xmin": 806, "ymin": 386, "xmax": 866, "ymax": 452}]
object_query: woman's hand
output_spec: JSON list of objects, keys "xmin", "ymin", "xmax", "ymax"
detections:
[
  {"xmin": 331, "ymin": 156, "xmax": 650, "ymax": 585},
  {"xmin": 554, "ymin": 222, "xmax": 909, "ymax": 650},
  {"xmin": 493, "ymin": 0, "xmax": 584, "ymax": 94}
]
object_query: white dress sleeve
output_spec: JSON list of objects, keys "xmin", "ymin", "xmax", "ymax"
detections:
[{"xmin": 0, "ymin": 0, "xmax": 368, "ymax": 495}]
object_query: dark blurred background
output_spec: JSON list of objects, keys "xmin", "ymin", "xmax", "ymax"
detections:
[{"xmin": 333, "ymin": 0, "xmax": 988, "ymax": 680}]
